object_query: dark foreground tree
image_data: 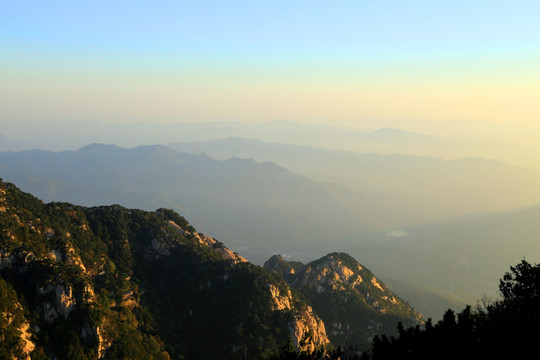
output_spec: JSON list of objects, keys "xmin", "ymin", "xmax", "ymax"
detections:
[{"xmin": 368, "ymin": 259, "xmax": 540, "ymax": 360}]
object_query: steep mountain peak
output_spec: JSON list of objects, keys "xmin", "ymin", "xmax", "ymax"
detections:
[
  {"xmin": 266, "ymin": 252, "xmax": 422, "ymax": 346},
  {"xmin": 264, "ymin": 254, "xmax": 296, "ymax": 277},
  {"xmin": 293, "ymin": 252, "xmax": 367, "ymax": 293}
]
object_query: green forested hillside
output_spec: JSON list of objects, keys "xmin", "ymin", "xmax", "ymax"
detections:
[
  {"xmin": 0, "ymin": 277, "xmax": 30, "ymax": 359},
  {"xmin": 0, "ymin": 179, "xmax": 328, "ymax": 359}
]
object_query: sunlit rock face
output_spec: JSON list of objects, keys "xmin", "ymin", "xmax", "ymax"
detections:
[
  {"xmin": 267, "ymin": 282, "xmax": 330, "ymax": 351},
  {"xmin": 289, "ymin": 303, "xmax": 329, "ymax": 352},
  {"xmin": 265, "ymin": 252, "xmax": 423, "ymax": 346}
]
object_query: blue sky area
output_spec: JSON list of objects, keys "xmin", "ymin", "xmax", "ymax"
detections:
[{"xmin": 1, "ymin": 1, "xmax": 539, "ymax": 124}]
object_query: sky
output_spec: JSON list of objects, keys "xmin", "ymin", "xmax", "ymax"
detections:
[{"xmin": 1, "ymin": 1, "xmax": 540, "ymax": 127}]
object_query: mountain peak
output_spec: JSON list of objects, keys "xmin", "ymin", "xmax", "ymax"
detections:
[
  {"xmin": 266, "ymin": 252, "xmax": 423, "ymax": 346},
  {"xmin": 264, "ymin": 255, "xmax": 299, "ymax": 278}
]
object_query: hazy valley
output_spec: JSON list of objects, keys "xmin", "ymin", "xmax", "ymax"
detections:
[{"xmin": 2, "ymin": 122, "xmax": 540, "ymax": 321}]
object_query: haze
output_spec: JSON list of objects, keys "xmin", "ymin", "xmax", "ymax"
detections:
[{"xmin": 2, "ymin": 1, "xmax": 540, "ymax": 317}]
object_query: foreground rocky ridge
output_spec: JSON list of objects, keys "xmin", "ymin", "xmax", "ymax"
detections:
[
  {"xmin": 0, "ymin": 179, "xmax": 328, "ymax": 359},
  {"xmin": 265, "ymin": 253, "xmax": 423, "ymax": 346}
]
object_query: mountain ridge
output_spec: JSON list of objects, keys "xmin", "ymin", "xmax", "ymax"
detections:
[
  {"xmin": 0, "ymin": 179, "xmax": 330, "ymax": 359},
  {"xmin": 0, "ymin": 144, "xmax": 374, "ymax": 264},
  {"xmin": 170, "ymin": 136, "xmax": 540, "ymax": 227}
]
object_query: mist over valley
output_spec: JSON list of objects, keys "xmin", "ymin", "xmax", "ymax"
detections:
[{"xmin": 2, "ymin": 123, "xmax": 539, "ymax": 319}]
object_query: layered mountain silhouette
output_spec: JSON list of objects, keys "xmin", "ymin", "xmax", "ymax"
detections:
[
  {"xmin": 170, "ymin": 137, "xmax": 540, "ymax": 226},
  {"xmin": 0, "ymin": 144, "xmax": 375, "ymax": 263}
]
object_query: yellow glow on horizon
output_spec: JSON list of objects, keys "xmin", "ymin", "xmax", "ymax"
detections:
[{"xmin": 2, "ymin": 55, "xmax": 540, "ymax": 126}]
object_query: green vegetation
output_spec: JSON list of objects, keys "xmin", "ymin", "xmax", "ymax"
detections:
[
  {"xmin": 0, "ymin": 277, "xmax": 28, "ymax": 359},
  {"xmin": 0, "ymin": 179, "xmax": 308, "ymax": 359},
  {"xmin": 3, "ymin": 178, "xmax": 540, "ymax": 360}
]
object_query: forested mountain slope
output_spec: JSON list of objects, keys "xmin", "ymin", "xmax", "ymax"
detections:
[{"xmin": 0, "ymin": 179, "xmax": 328, "ymax": 359}]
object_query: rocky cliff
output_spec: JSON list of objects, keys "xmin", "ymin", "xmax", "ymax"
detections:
[
  {"xmin": 0, "ymin": 278, "xmax": 35, "ymax": 360},
  {"xmin": 265, "ymin": 253, "xmax": 423, "ymax": 346},
  {"xmin": 0, "ymin": 179, "xmax": 328, "ymax": 359}
]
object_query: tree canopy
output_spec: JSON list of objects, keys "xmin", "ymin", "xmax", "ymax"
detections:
[{"xmin": 368, "ymin": 259, "xmax": 540, "ymax": 360}]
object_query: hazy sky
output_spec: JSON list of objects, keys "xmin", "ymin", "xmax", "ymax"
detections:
[{"xmin": 2, "ymin": 1, "xmax": 540, "ymax": 126}]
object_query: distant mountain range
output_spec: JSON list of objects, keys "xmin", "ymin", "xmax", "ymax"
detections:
[
  {"xmin": 1, "ymin": 140, "xmax": 538, "ymax": 317},
  {"xmin": 307, "ymin": 127, "xmax": 528, "ymax": 162},
  {"xmin": 2, "ymin": 121, "xmax": 534, "ymax": 167},
  {"xmin": 0, "ymin": 134, "xmax": 47, "ymax": 152},
  {"xmin": 0, "ymin": 144, "xmax": 376, "ymax": 262},
  {"xmin": 170, "ymin": 137, "xmax": 540, "ymax": 226},
  {"xmin": 169, "ymin": 136, "xmax": 540, "ymax": 312}
]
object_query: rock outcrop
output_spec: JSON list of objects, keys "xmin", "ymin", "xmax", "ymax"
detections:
[
  {"xmin": 266, "ymin": 252, "xmax": 423, "ymax": 346},
  {"xmin": 290, "ymin": 304, "xmax": 329, "ymax": 352},
  {"xmin": 264, "ymin": 254, "xmax": 300, "ymax": 279},
  {"xmin": 267, "ymin": 282, "xmax": 329, "ymax": 351},
  {"xmin": 0, "ymin": 277, "xmax": 35, "ymax": 360}
]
